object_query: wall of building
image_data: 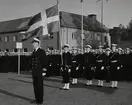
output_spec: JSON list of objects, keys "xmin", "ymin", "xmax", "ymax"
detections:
[
  {"xmin": 61, "ymin": 27, "xmax": 109, "ymax": 49},
  {"xmin": 0, "ymin": 33, "xmax": 23, "ymax": 52},
  {"xmin": 0, "ymin": 27, "xmax": 110, "ymax": 52}
]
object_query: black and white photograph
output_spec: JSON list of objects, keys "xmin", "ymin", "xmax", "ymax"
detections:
[{"xmin": 0, "ymin": 0, "xmax": 132, "ymax": 105}]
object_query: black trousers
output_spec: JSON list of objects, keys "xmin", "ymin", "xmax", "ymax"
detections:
[
  {"xmin": 32, "ymin": 76, "xmax": 43, "ymax": 104},
  {"xmin": 84, "ymin": 66, "xmax": 94, "ymax": 80}
]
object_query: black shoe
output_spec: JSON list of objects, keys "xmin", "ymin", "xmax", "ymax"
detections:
[
  {"xmin": 114, "ymin": 87, "xmax": 118, "ymax": 89},
  {"xmin": 30, "ymin": 100, "xmax": 37, "ymax": 104},
  {"xmin": 97, "ymin": 85, "xmax": 102, "ymax": 87},
  {"xmin": 63, "ymin": 88, "xmax": 69, "ymax": 90},
  {"xmin": 37, "ymin": 101, "xmax": 43, "ymax": 105}
]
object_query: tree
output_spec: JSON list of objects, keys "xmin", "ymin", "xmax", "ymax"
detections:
[
  {"xmin": 126, "ymin": 18, "xmax": 132, "ymax": 39},
  {"xmin": 127, "ymin": 18, "xmax": 132, "ymax": 31}
]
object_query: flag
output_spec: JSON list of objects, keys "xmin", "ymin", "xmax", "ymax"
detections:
[
  {"xmin": 24, "ymin": 4, "xmax": 59, "ymax": 41},
  {"xmin": 21, "ymin": 26, "xmax": 42, "ymax": 42}
]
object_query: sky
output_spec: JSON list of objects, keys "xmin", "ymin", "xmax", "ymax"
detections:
[{"xmin": 0, "ymin": 0, "xmax": 131, "ymax": 28}]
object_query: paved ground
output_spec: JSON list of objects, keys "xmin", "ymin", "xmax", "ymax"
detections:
[{"xmin": 0, "ymin": 73, "xmax": 132, "ymax": 105}]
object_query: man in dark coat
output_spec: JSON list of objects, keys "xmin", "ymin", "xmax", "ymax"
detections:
[{"xmin": 30, "ymin": 37, "xmax": 46, "ymax": 105}]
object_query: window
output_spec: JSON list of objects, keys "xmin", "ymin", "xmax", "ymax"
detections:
[
  {"xmin": 5, "ymin": 49, "xmax": 9, "ymax": 52},
  {"xmin": 5, "ymin": 36, "xmax": 9, "ymax": 42},
  {"xmin": 13, "ymin": 35, "xmax": 17, "ymax": 41},
  {"xmin": 23, "ymin": 48, "xmax": 28, "ymax": 52},
  {"xmin": 72, "ymin": 32, "xmax": 76, "ymax": 40},
  {"xmin": 13, "ymin": 48, "xmax": 18, "ymax": 52},
  {"xmin": 97, "ymin": 35, "xmax": 101, "ymax": 41},
  {"xmin": 104, "ymin": 36, "xmax": 107, "ymax": 42}
]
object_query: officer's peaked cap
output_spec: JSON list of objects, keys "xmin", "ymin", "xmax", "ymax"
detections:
[
  {"xmin": 31, "ymin": 37, "xmax": 40, "ymax": 43},
  {"xmin": 63, "ymin": 44, "xmax": 69, "ymax": 48},
  {"xmin": 98, "ymin": 45, "xmax": 103, "ymax": 48}
]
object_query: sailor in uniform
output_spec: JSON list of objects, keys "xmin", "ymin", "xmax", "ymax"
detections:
[
  {"xmin": 95, "ymin": 46, "xmax": 105, "ymax": 87},
  {"xmin": 71, "ymin": 47, "xmax": 79, "ymax": 85},
  {"xmin": 61, "ymin": 44, "xmax": 72, "ymax": 90},
  {"xmin": 109, "ymin": 44, "xmax": 120, "ymax": 88},
  {"xmin": 104, "ymin": 47, "xmax": 111, "ymax": 84},
  {"xmin": 83, "ymin": 45, "xmax": 95, "ymax": 86}
]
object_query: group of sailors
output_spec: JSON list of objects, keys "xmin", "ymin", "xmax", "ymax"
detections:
[
  {"xmin": 60, "ymin": 44, "xmax": 132, "ymax": 90},
  {"xmin": 0, "ymin": 51, "xmax": 31, "ymax": 72}
]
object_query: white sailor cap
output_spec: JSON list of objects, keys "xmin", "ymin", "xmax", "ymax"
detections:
[
  {"xmin": 63, "ymin": 44, "xmax": 70, "ymax": 48},
  {"xmin": 105, "ymin": 48, "xmax": 111, "ymax": 51},
  {"xmin": 31, "ymin": 37, "xmax": 40, "ymax": 43},
  {"xmin": 126, "ymin": 47, "xmax": 130, "ymax": 50},
  {"xmin": 98, "ymin": 45, "xmax": 103, "ymax": 48},
  {"xmin": 111, "ymin": 44, "xmax": 117, "ymax": 47},
  {"xmin": 118, "ymin": 48, "xmax": 123, "ymax": 51},
  {"xmin": 72, "ymin": 47, "xmax": 77, "ymax": 50},
  {"xmin": 85, "ymin": 45, "xmax": 92, "ymax": 49}
]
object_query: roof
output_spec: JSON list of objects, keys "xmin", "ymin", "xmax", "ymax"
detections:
[
  {"xmin": 0, "ymin": 11, "xmax": 108, "ymax": 34},
  {"xmin": 60, "ymin": 11, "xmax": 108, "ymax": 32}
]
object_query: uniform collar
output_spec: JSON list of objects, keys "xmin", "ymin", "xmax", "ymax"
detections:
[{"xmin": 34, "ymin": 47, "xmax": 40, "ymax": 52}]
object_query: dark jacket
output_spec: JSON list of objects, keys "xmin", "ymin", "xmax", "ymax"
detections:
[{"xmin": 30, "ymin": 48, "xmax": 46, "ymax": 76}]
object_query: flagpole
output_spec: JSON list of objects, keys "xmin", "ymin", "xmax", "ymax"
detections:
[
  {"xmin": 81, "ymin": 0, "xmax": 84, "ymax": 51},
  {"xmin": 57, "ymin": 0, "xmax": 63, "ymax": 65},
  {"xmin": 101, "ymin": 0, "xmax": 103, "ymax": 27}
]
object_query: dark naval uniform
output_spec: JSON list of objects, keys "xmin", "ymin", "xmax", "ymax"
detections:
[
  {"xmin": 83, "ymin": 52, "xmax": 95, "ymax": 80},
  {"xmin": 52, "ymin": 53, "xmax": 61, "ymax": 76},
  {"xmin": 117, "ymin": 53, "xmax": 124, "ymax": 81},
  {"xmin": 95, "ymin": 52, "xmax": 106, "ymax": 80},
  {"xmin": 54, "ymin": 53, "xmax": 61, "ymax": 76},
  {"xmin": 104, "ymin": 53, "xmax": 111, "ymax": 82},
  {"xmin": 62, "ymin": 52, "xmax": 72, "ymax": 83},
  {"xmin": 123, "ymin": 53, "xmax": 132, "ymax": 81},
  {"xmin": 109, "ymin": 51, "xmax": 119, "ymax": 81},
  {"xmin": 71, "ymin": 54, "xmax": 79, "ymax": 78},
  {"xmin": 30, "ymin": 48, "xmax": 46, "ymax": 104},
  {"xmin": 76, "ymin": 53, "xmax": 84, "ymax": 78},
  {"xmin": 45, "ymin": 53, "xmax": 51, "ymax": 77}
]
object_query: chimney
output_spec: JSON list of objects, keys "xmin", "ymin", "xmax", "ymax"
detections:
[{"xmin": 88, "ymin": 14, "xmax": 97, "ymax": 20}]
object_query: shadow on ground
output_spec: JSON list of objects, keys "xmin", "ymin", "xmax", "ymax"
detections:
[
  {"xmin": 0, "ymin": 88, "xmax": 32, "ymax": 102},
  {"xmin": 8, "ymin": 78, "xmax": 60, "ymax": 89},
  {"xmin": 70, "ymin": 82, "xmax": 117, "ymax": 94},
  {"xmin": 9, "ymin": 77, "xmax": 117, "ymax": 95}
]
